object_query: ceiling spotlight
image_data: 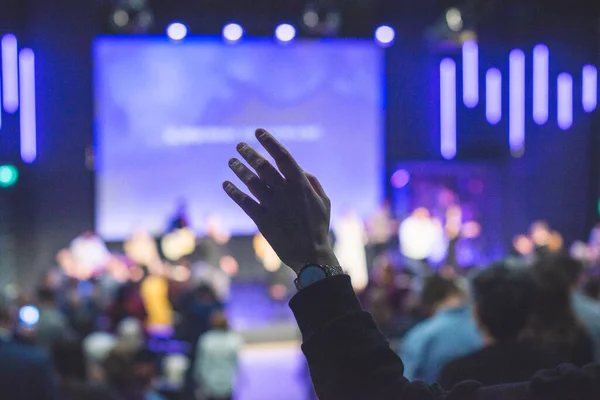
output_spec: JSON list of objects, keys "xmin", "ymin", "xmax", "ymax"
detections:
[
  {"xmin": 275, "ymin": 24, "xmax": 296, "ymax": 43},
  {"xmin": 167, "ymin": 22, "xmax": 187, "ymax": 41},
  {"xmin": 446, "ymin": 8, "xmax": 464, "ymax": 32},
  {"xmin": 374, "ymin": 25, "xmax": 395, "ymax": 47},
  {"xmin": 223, "ymin": 23, "xmax": 244, "ymax": 43}
]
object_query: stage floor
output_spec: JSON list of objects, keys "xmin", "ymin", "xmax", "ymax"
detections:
[{"xmin": 228, "ymin": 282, "xmax": 299, "ymax": 344}]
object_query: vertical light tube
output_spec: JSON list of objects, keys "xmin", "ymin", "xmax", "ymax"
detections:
[
  {"xmin": 462, "ymin": 40, "xmax": 479, "ymax": 108},
  {"xmin": 2, "ymin": 34, "xmax": 20, "ymax": 120},
  {"xmin": 557, "ymin": 73, "xmax": 573, "ymax": 130},
  {"xmin": 486, "ymin": 68, "xmax": 502, "ymax": 124},
  {"xmin": 509, "ymin": 49, "xmax": 525, "ymax": 156},
  {"xmin": 440, "ymin": 58, "xmax": 457, "ymax": 160},
  {"xmin": 582, "ymin": 65, "xmax": 597, "ymax": 113},
  {"xmin": 19, "ymin": 48, "xmax": 37, "ymax": 163},
  {"xmin": 532, "ymin": 44, "xmax": 549, "ymax": 125}
]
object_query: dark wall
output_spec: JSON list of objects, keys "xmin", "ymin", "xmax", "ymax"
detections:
[{"xmin": 8, "ymin": 0, "xmax": 98, "ymax": 285}]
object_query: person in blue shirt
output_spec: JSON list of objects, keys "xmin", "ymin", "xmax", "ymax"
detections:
[{"xmin": 400, "ymin": 274, "xmax": 482, "ymax": 382}]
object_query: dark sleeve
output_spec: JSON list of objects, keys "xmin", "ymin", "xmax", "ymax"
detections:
[
  {"xmin": 572, "ymin": 330, "xmax": 595, "ymax": 367},
  {"xmin": 289, "ymin": 275, "xmax": 481, "ymax": 400},
  {"xmin": 439, "ymin": 360, "xmax": 463, "ymax": 390}
]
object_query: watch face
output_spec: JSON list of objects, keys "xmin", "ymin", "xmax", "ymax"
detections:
[{"xmin": 299, "ymin": 265, "xmax": 327, "ymax": 287}]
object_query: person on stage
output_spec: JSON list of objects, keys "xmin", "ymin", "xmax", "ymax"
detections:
[
  {"xmin": 399, "ymin": 207, "xmax": 444, "ymax": 281},
  {"xmin": 366, "ymin": 201, "xmax": 393, "ymax": 269},
  {"xmin": 333, "ymin": 209, "xmax": 369, "ymax": 292}
]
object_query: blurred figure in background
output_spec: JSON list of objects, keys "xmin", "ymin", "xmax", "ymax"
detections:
[
  {"xmin": 399, "ymin": 208, "xmax": 444, "ymax": 286},
  {"xmin": 132, "ymin": 349, "xmax": 166, "ymax": 400},
  {"xmin": 140, "ymin": 263, "xmax": 173, "ymax": 335},
  {"xmin": 35, "ymin": 287, "xmax": 70, "ymax": 350},
  {"xmin": 440, "ymin": 265, "xmax": 561, "ymax": 388},
  {"xmin": 555, "ymin": 255, "xmax": 600, "ymax": 362},
  {"xmin": 51, "ymin": 339, "xmax": 118, "ymax": 400},
  {"xmin": 195, "ymin": 311, "xmax": 243, "ymax": 400},
  {"xmin": 399, "ymin": 275, "xmax": 482, "ymax": 382},
  {"xmin": 530, "ymin": 221, "xmax": 552, "ymax": 258},
  {"xmin": 366, "ymin": 201, "xmax": 393, "ymax": 268},
  {"xmin": 0, "ymin": 302, "xmax": 57, "ymax": 399},
  {"xmin": 333, "ymin": 209, "xmax": 369, "ymax": 292},
  {"xmin": 506, "ymin": 234, "xmax": 534, "ymax": 268},
  {"xmin": 522, "ymin": 255, "xmax": 595, "ymax": 366}
]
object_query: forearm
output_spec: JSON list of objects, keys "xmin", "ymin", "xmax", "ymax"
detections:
[{"xmin": 289, "ymin": 275, "xmax": 412, "ymax": 399}]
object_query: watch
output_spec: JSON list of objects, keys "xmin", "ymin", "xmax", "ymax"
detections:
[{"xmin": 294, "ymin": 264, "xmax": 344, "ymax": 290}]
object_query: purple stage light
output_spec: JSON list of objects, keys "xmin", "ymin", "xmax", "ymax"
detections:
[
  {"xmin": 440, "ymin": 58, "xmax": 457, "ymax": 160},
  {"xmin": 391, "ymin": 169, "xmax": 411, "ymax": 189},
  {"xmin": 486, "ymin": 68, "xmax": 502, "ymax": 124},
  {"xmin": 462, "ymin": 40, "xmax": 479, "ymax": 108},
  {"xmin": 532, "ymin": 44, "xmax": 549, "ymax": 125},
  {"xmin": 1, "ymin": 34, "xmax": 19, "ymax": 115},
  {"xmin": 166, "ymin": 22, "xmax": 188, "ymax": 41},
  {"xmin": 374, "ymin": 26, "xmax": 395, "ymax": 47},
  {"xmin": 557, "ymin": 73, "xmax": 573, "ymax": 130},
  {"xmin": 19, "ymin": 48, "xmax": 37, "ymax": 164},
  {"xmin": 223, "ymin": 23, "xmax": 244, "ymax": 43},
  {"xmin": 582, "ymin": 65, "xmax": 598, "ymax": 113},
  {"xmin": 275, "ymin": 24, "xmax": 296, "ymax": 43},
  {"xmin": 509, "ymin": 49, "xmax": 525, "ymax": 156}
]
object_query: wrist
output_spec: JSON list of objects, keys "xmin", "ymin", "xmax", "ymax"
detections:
[{"xmin": 290, "ymin": 246, "xmax": 339, "ymax": 274}]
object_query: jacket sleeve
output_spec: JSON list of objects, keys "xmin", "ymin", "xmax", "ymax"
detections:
[{"xmin": 289, "ymin": 275, "xmax": 474, "ymax": 400}]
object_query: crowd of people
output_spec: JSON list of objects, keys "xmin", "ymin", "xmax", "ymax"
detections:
[{"xmin": 1, "ymin": 128, "xmax": 600, "ymax": 400}]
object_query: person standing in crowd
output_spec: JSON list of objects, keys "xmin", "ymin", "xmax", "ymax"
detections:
[
  {"xmin": 0, "ymin": 302, "xmax": 58, "ymax": 399},
  {"xmin": 521, "ymin": 255, "xmax": 595, "ymax": 366},
  {"xmin": 530, "ymin": 221, "xmax": 552, "ymax": 258},
  {"xmin": 195, "ymin": 311, "xmax": 243, "ymax": 400},
  {"xmin": 399, "ymin": 207, "xmax": 444, "ymax": 283},
  {"xmin": 439, "ymin": 264, "xmax": 561, "ymax": 388},
  {"xmin": 223, "ymin": 128, "xmax": 600, "ymax": 400},
  {"xmin": 35, "ymin": 287, "xmax": 70, "ymax": 350},
  {"xmin": 399, "ymin": 275, "xmax": 482, "ymax": 382},
  {"xmin": 366, "ymin": 201, "xmax": 393, "ymax": 267},
  {"xmin": 140, "ymin": 263, "xmax": 173, "ymax": 335},
  {"xmin": 333, "ymin": 209, "xmax": 369, "ymax": 292}
]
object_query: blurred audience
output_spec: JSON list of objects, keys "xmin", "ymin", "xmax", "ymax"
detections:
[
  {"xmin": 399, "ymin": 274, "xmax": 482, "ymax": 382},
  {"xmin": 439, "ymin": 264, "xmax": 561, "ymax": 388}
]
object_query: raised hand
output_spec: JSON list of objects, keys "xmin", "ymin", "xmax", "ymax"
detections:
[{"xmin": 223, "ymin": 128, "xmax": 338, "ymax": 274}]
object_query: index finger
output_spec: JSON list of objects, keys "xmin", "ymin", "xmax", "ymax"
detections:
[{"xmin": 255, "ymin": 128, "xmax": 305, "ymax": 181}]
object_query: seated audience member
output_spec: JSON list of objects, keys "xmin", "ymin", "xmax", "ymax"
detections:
[
  {"xmin": 558, "ymin": 255, "xmax": 600, "ymax": 362},
  {"xmin": 51, "ymin": 339, "xmax": 119, "ymax": 400},
  {"xmin": 522, "ymin": 256, "xmax": 596, "ymax": 366},
  {"xmin": 583, "ymin": 276, "xmax": 600, "ymax": 302},
  {"xmin": 222, "ymin": 128, "xmax": 600, "ymax": 400},
  {"xmin": 399, "ymin": 274, "xmax": 482, "ymax": 382},
  {"xmin": 132, "ymin": 349, "xmax": 166, "ymax": 400},
  {"xmin": 35, "ymin": 287, "xmax": 70, "ymax": 349},
  {"xmin": 102, "ymin": 347, "xmax": 145, "ymax": 400},
  {"xmin": 439, "ymin": 265, "xmax": 561, "ymax": 388},
  {"xmin": 0, "ymin": 302, "xmax": 58, "ymax": 399},
  {"xmin": 195, "ymin": 311, "xmax": 243, "ymax": 400}
]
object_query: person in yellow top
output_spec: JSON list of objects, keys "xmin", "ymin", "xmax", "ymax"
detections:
[{"xmin": 140, "ymin": 264, "xmax": 173, "ymax": 335}]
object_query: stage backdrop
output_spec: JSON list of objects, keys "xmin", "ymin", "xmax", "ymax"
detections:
[{"xmin": 93, "ymin": 37, "xmax": 384, "ymax": 240}]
